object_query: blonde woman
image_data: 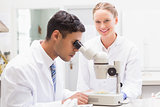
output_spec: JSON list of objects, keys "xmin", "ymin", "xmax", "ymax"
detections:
[{"xmin": 77, "ymin": 2, "xmax": 142, "ymax": 100}]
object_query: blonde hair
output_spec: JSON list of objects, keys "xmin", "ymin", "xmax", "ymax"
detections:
[{"xmin": 93, "ymin": 2, "xmax": 118, "ymax": 18}]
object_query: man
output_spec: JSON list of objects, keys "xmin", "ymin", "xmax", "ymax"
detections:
[{"xmin": 1, "ymin": 10, "xmax": 88, "ymax": 107}]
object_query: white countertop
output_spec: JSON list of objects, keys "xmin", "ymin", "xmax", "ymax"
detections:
[
  {"xmin": 142, "ymin": 72, "xmax": 160, "ymax": 85},
  {"xmin": 93, "ymin": 98, "xmax": 160, "ymax": 107}
]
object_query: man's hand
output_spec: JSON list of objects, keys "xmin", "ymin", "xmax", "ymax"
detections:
[{"xmin": 62, "ymin": 92, "xmax": 88, "ymax": 105}]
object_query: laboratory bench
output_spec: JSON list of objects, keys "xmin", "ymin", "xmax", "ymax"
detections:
[{"xmin": 93, "ymin": 98, "xmax": 160, "ymax": 107}]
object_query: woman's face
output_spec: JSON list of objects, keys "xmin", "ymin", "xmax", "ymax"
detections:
[{"xmin": 93, "ymin": 9, "xmax": 118, "ymax": 37}]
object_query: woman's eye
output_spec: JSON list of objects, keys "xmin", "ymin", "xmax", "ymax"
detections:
[
  {"xmin": 95, "ymin": 21, "xmax": 100, "ymax": 23},
  {"xmin": 104, "ymin": 20, "xmax": 110, "ymax": 23}
]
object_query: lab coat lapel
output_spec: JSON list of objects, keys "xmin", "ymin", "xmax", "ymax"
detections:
[
  {"xmin": 54, "ymin": 57, "xmax": 65, "ymax": 100},
  {"xmin": 31, "ymin": 40, "xmax": 64, "ymax": 100},
  {"xmin": 31, "ymin": 40, "xmax": 54, "ymax": 87},
  {"xmin": 42, "ymin": 64, "xmax": 54, "ymax": 87}
]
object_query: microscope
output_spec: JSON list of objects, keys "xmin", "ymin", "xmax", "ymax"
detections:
[{"xmin": 73, "ymin": 40, "xmax": 123, "ymax": 106}]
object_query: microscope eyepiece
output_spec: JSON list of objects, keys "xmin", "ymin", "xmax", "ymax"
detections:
[{"xmin": 73, "ymin": 40, "xmax": 83, "ymax": 49}]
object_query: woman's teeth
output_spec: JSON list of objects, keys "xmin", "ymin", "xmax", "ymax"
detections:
[{"xmin": 100, "ymin": 29, "xmax": 108, "ymax": 33}]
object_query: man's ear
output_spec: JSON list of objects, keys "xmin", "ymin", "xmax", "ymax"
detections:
[{"xmin": 51, "ymin": 30, "xmax": 61, "ymax": 40}]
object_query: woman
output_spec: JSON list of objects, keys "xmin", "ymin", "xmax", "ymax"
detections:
[{"xmin": 77, "ymin": 2, "xmax": 142, "ymax": 100}]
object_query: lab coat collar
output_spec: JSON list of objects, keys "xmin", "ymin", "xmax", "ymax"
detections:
[
  {"xmin": 31, "ymin": 40, "xmax": 54, "ymax": 68},
  {"xmin": 99, "ymin": 34, "xmax": 122, "ymax": 51}
]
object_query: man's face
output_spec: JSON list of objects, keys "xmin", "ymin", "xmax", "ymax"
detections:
[{"xmin": 55, "ymin": 32, "xmax": 82, "ymax": 61}]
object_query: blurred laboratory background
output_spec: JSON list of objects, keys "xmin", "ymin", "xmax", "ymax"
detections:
[{"xmin": 0, "ymin": 0, "xmax": 160, "ymax": 101}]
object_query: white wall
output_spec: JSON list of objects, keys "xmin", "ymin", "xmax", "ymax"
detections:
[{"xmin": 122, "ymin": 10, "xmax": 160, "ymax": 71}]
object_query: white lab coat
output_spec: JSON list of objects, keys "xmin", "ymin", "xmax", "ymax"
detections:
[
  {"xmin": 77, "ymin": 35, "xmax": 142, "ymax": 99},
  {"xmin": 1, "ymin": 40, "xmax": 73, "ymax": 107}
]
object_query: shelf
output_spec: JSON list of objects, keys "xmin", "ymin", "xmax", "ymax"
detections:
[{"xmin": 142, "ymin": 72, "xmax": 160, "ymax": 85}]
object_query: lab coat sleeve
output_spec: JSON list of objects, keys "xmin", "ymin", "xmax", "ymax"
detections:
[
  {"xmin": 77, "ymin": 53, "xmax": 90, "ymax": 91},
  {"xmin": 34, "ymin": 101, "xmax": 62, "ymax": 107},
  {"xmin": 1, "ymin": 66, "xmax": 62, "ymax": 107},
  {"xmin": 63, "ymin": 89, "xmax": 78, "ymax": 99},
  {"xmin": 121, "ymin": 46, "xmax": 142, "ymax": 99}
]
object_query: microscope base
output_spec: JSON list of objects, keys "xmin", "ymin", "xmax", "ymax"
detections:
[{"xmin": 88, "ymin": 93, "xmax": 123, "ymax": 106}]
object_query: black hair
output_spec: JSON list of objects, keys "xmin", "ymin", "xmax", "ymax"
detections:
[{"xmin": 46, "ymin": 10, "xmax": 85, "ymax": 40}]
